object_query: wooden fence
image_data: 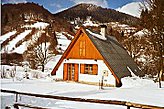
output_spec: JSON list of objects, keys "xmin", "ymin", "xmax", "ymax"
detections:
[{"xmin": 1, "ymin": 89, "xmax": 163, "ymax": 109}]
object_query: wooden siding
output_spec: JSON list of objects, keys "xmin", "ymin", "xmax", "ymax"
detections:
[
  {"xmin": 66, "ymin": 33, "xmax": 103, "ymax": 60},
  {"xmin": 74, "ymin": 64, "xmax": 79, "ymax": 82},
  {"xmin": 80, "ymin": 64, "xmax": 85, "ymax": 74},
  {"xmin": 63, "ymin": 63, "xmax": 68, "ymax": 80},
  {"xmin": 93, "ymin": 64, "xmax": 98, "ymax": 75}
]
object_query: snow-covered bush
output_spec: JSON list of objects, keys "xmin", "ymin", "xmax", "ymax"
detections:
[{"xmin": 0, "ymin": 65, "xmax": 16, "ymax": 79}]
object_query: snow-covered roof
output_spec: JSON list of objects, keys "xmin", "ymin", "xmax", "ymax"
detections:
[{"xmin": 86, "ymin": 29, "xmax": 106, "ymax": 40}]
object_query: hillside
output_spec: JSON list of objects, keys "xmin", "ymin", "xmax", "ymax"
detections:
[
  {"xmin": 1, "ymin": 2, "xmax": 158, "ymax": 76},
  {"xmin": 1, "ymin": 3, "xmax": 74, "ymax": 35},
  {"xmin": 1, "ymin": 3, "xmax": 74, "ymax": 66},
  {"xmin": 54, "ymin": 3, "xmax": 139, "ymax": 26}
]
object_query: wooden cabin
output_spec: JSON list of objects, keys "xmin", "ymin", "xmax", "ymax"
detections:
[{"xmin": 51, "ymin": 26, "xmax": 143, "ymax": 87}]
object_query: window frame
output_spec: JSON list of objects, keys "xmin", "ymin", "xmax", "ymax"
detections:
[{"xmin": 80, "ymin": 64, "xmax": 98, "ymax": 75}]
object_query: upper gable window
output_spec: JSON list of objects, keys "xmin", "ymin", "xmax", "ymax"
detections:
[{"xmin": 79, "ymin": 41, "xmax": 86, "ymax": 56}]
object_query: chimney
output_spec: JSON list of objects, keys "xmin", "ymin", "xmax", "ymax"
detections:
[{"xmin": 100, "ymin": 25, "xmax": 107, "ymax": 38}]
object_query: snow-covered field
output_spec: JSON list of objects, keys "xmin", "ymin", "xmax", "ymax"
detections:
[{"xmin": 0, "ymin": 66, "xmax": 164, "ymax": 109}]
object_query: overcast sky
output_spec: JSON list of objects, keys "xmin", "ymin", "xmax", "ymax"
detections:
[{"xmin": 2, "ymin": 0, "xmax": 142, "ymax": 14}]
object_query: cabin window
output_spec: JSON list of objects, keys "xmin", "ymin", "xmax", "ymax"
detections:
[
  {"xmin": 79, "ymin": 41, "xmax": 86, "ymax": 56},
  {"xmin": 80, "ymin": 64, "xmax": 98, "ymax": 75},
  {"xmin": 85, "ymin": 64, "xmax": 93, "ymax": 74}
]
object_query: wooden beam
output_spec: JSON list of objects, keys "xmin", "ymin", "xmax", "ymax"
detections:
[
  {"xmin": 14, "ymin": 103, "xmax": 49, "ymax": 109},
  {"xmin": 1, "ymin": 89, "xmax": 163, "ymax": 109}
]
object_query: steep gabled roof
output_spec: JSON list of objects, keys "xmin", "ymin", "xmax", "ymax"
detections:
[
  {"xmin": 84, "ymin": 29, "xmax": 144, "ymax": 79},
  {"xmin": 51, "ymin": 27, "xmax": 84, "ymax": 75},
  {"xmin": 51, "ymin": 27, "xmax": 143, "ymax": 81}
]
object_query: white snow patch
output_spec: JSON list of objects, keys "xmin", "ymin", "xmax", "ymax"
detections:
[
  {"xmin": 121, "ymin": 76, "xmax": 155, "ymax": 88},
  {"xmin": 133, "ymin": 29, "xmax": 149, "ymax": 37},
  {"xmin": 127, "ymin": 66, "xmax": 137, "ymax": 77},
  {"xmin": 86, "ymin": 29, "xmax": 107, "ymax": 40},
  {"xmin": 116, "ymin": 2, "xmax": 141, "ymax": 18},
  {"xmin": 56, "ymin": 32, "xmax": 71, "ymax": 53},
  {"xmin": 83, "ymin": 20, "xmax": 99, "ymax": 27},
  {"xmin": 2, "ymin": 30, "xmax": 32, "ymax": 52},
  {"xmin": 32, "ymin": 22, "xmax": 49, "ymax": 29},
  {"xmin": 45, "ymin": 55, "xmax": 62, "ymax": 72},
  {"xmin": 23, "ymin": 22, "xmax": 49, "ymax": 29},
  {"xmin": 0, "ymin": 31, "xmax": 17, "ymax": 44},
  {"xmin": 13, "ymin": 41, "xmax": 28, "ymax": 54},
  {"xmin": 137, "ymin": 55, "xmax": 148, "ymax": 62}
]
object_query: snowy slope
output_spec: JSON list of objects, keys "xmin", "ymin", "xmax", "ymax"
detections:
[
  {"xmin": 56, "ymin": 32, "xmax": 72, "ymax": 53},
  {"xmin": 12, "ymin": 30, "xmax": 46, "ymax": 54},
  {"xmin": 12, "ymin": 41, "xmax": 29, "ymax": 54},
  {"xmin": 116, "ymin": 2, "xmax": 141, "ymax": 18},
  {"xmin": 0, "ymin": 21, "xmax": 49, "ymax": 54},
  {"xmin": 0, "ymin": 31, "xmax": 17, "ymax": 44},
  {"xmin": 5, "ymin": 30, "xmax": 32, "ymax": 52},
  {"xmin": 1, "ymin": 21, "xmax": 73, "ymax": 55}
]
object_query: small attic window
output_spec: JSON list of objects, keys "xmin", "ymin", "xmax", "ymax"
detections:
[{"xmin": 79, "ymin": 41, "xmax": 86, "ymax": 56}]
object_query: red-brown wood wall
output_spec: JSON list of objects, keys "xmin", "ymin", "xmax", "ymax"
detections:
[{"xmin": 66, "ymin": 33, "xmax": 103, "ymax": 60}]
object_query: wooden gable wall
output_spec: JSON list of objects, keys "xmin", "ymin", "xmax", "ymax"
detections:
[{"xmin": 66, "ymin": 32, "xmax": 103, "ymax": 60}]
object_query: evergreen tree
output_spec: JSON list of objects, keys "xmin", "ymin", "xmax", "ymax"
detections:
[{"xmin": 140, "ymin": 0, "xmax": 164, "ymax": 88}]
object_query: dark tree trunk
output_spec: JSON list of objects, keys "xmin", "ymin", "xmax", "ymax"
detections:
[
  {"xmin": 158, "ymin": 72, "xmax": 161, "ymax": 88},
  {"xmin": 158, "ymin": 43, "xmax": 163, "ymax": 88},
  {"xmin": 42, "ymin": 64, "xmax": 44, "ymax": 72}
]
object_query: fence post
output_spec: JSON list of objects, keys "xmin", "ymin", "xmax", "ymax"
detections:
[
  {"xmin": 15, "ymin": 93, "xmax": 18, "ymax": 102},
  {"xmin": 127, "ymin": 106, "xmax": 130, "ymax": 109},
  {"xmin": 101, "ymin": 76, "xmax": 104, "ymax": 89},
  {"xmin": 13, "ymin": 104, "xmax": 19, "ymax": 109}
]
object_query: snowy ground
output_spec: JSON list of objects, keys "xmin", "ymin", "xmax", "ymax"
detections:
[{"xmin": 1, "ymin": 75, "xmax": 164, "ymax": 109}]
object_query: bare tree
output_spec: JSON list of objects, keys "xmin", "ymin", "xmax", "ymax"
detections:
[
  {"xmin": 140, "ymin": 0, "xmax": 164, "ymax": 88},
  {"xmin": 26, "ymin": 27, "xmax": 55, "ymax": 72}
]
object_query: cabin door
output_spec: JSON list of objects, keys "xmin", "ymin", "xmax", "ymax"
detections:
[{"xmin": 63, "ymin": 63, "xmax": 78, "ymax": 82}]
